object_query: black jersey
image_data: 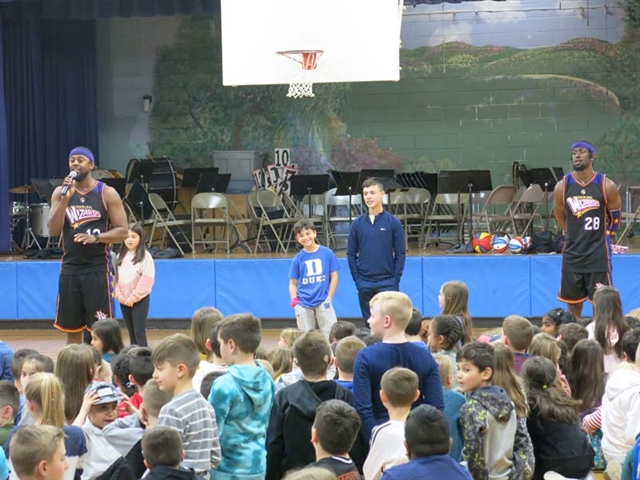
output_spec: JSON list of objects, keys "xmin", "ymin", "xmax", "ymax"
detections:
[
  {"xmin": 61, "ymin": 181, "xmax": 111, "ymax": 274},
  {"xmin": 562, "ymin": 172, "xmax": 611, "ymax": 273}
]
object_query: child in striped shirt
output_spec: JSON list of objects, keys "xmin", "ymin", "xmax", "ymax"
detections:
[{"xmin": 152, "ymin": 333, "xmax": 221, "ymax": 476}]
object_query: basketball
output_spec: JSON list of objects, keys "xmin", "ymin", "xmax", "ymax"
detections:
[
  {"xmin": 472, "ymin": 232, "xmax": 493, "ymax": 253},
  {"xmin": 522, "ymin": 236, "xmax": 532, "ymax": 251},
  {"xmin": 508, "ymin": 237, "xmax": 525, "ymax": 253},
  {"xmin": 491, "ymin": 233, "xmax": 511, "ymax": 253}
]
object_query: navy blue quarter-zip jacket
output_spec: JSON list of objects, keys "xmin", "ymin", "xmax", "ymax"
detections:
[{"xmin": 346, "ymin": 210, "xmax": 406, "ymax": 286}]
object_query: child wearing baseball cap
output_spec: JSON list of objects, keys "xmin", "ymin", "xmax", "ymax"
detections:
[{"xmin": 73, "ymin": 382, "xmax": 124, "ymax": 479}]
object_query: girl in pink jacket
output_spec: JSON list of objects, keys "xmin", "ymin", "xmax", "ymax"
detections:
[{"xmin": 115, "ymin": 223, "xmax": 154, "ymax": 346}]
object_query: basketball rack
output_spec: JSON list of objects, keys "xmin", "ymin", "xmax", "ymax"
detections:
[{"xmin": 276, "ymin": 50, "xmax": 323, "ymax": 98}]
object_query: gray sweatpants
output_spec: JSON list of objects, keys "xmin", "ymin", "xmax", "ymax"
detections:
[{"xmin": 294, "ymin": 298, "xmax": 337, "ymax": 340}]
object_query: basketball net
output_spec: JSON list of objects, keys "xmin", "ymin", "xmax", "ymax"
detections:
[{"xmin": 276, "ymin": 50, "xmax": 323, "ymax": 99}]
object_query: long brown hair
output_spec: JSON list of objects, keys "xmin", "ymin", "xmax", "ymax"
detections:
[
  {"xmin": 441, "ymin": 281, "xmax": 472, "ymax": 344},
  {"xmin": 593, "ymin": 286, "xmax": 628, "ymax": 358},
  {"xmin": 492, "ymin": 342, "xmax": 529, "ymax": 418},
  {"xmin": 568, "ymin": 339, "xmax": 606, "ymax": 411},
  {"xmin": 522, "ymin": 356, "xmax": 581, "ymax": 424},
  {"xmin": 55, "ymin": 344, "xmax": 95, "ymax": 423},
  {"xmin": 117, "ymin": 223, "xmax": 147, "ymax": 265},
  {"xmin": 24, "ymin": 373, "xmax": 65, "ymax": 429}
]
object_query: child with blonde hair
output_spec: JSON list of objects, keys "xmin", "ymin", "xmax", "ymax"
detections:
[
  {"xmin": 438, "ymin": 280, "xmax": 473, "ymax": 344},
  {"xmin": 268, "ymin": 347, "xmax": 293, "ymax": 381},
  {"xmin": 4, "ymin": 373, "xmax": 86, "ymax": 480},
  {"xmin": 433, "ymin": 356, "xmax": 465, "ymax": 461},
  {"xmin": 529, "ymin": 333, "xmax": 571, "ymax": 396},
  {"xmin": 334, "ymin": 336, "xmax": 366, "ymax": 391},
  {"xmin": 190, "ymin": 307, "xmax": 224, "ymax": 361},
  {"xmin": 353, "ymin": 291, "xmax": 443, "ymax": 442},
  {"xmin": 278, "ymin": 328, "xmax": 303, "ymax": 348}
]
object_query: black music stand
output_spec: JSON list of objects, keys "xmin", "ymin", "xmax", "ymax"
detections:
[
  {"xmin": 31, "ymin": 179, "xmax": 57, "ymax": 203},
  {"xmin": 127, "ymin": 159, "xmax": 155, "ymax": 189},
  {"xmin": 552, "ymin": 167, "xmax": 564, "ymax": 182},
  {"xmin": 182, "ymin": 168, "xmax": 219, "ymax": 188},
  {"xmin": 433, "ymin": 170, "xmax": 471, "ymax": 247},
  {"xmin": 126, "ymin": 179, "xmax": 153, "ymax": 221},
  {"xmin": 101, "ymin": 178, "xmax": 126, "ymax": 199},
  {"xmin": 333, "ymin": 172, "xmax": 362, "ymax": 226},
  {"xmin": 290, "ymin": 175, "xmax": 330, "ymax": 218},
  {"xmin": 529, "ymin": 167, "xmax": 557, "ymax": 230},
  {"xmin": 359, "ymin": 169, "xmax": 396, "ymax": 191},
  {"xmin": 196, "ymin": 173, "xmax": 231, "ymax": 194}
]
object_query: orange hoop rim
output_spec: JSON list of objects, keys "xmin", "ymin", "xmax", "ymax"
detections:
[{"xmin": 276, "ymin": 50, "xmax": 324, "ymax": 70}]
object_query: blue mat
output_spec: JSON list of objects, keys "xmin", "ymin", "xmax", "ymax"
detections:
[{"xmin": 1, "ymin": 254, "xmax": 638, "ymax": 320}]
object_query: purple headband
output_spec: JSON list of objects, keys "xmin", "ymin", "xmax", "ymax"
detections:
[
  {"xmin": 69, "ymin": 146, "xmax": 95, "ymax": 163},
  {"xmin": 571, "ymin": 141, "xmax": 596, "ymax": 154}
]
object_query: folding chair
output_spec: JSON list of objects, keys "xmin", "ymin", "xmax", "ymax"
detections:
[
  {"xmin": 421, "ymin": 193, "xmax": 469, "ymax": 248},
  {"xmin": 323, "ymin": 188, "xmax": 362, "ymax": 249},
  {"xmin": 299, "ymin": 193, "xmax": 325, "ymax": 239},
  {"xmin": 384, "ymin": 191, "xmax": 408, "ymax": 246},
  {"xmin": 510, "ymin": 184, "xmax": 548, "ymax": 237},
  {"xmin": 402, "ymin": 188, "xmax": 430, "ymax": 244},
  {"xmin": 471, "ymin": 185, "xmax": 517, "ymax": 234},
  {"xmin": 247, "ymin": 190, "xmax": 299, "ymax": 253},
  {"xmin": 617, "ymin": 204, "xmax": 640, "ymax": 246},
  {"xmin": 191, "ymin": 192, "xmax": 251, "ymax": 253},
  {"xmin": 148, "ymin": 193, "xmax": 192, "ymax": 255}
]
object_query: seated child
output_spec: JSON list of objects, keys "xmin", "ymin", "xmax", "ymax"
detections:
[
  {"xmin": 380, "ymin": 405, "xmax": 472, "ymax": 480},
  {"xmin": 364, "ymin": 368, "xmax": 419, "ymax": 480},
  {"xmin": 112, "ymin": 348, "xmax": 139, "ymax": 418},
  {"xmin": 125, "ymin": 379, "xmax": 173, "ymax": 479},
  {"xmin": 540, "ymin": 308, "xmax": 577, "ymax": 338},
  {"xmin": 208, "ymin": 313, "xmax": 276, "ymax": 480},
  {"xmin": 334, "ymin": 336, "xmax": 366, "ymax": 391},
  {"xmin": 433, "ymin": 356, "xmax": 465, "ymax": 462},
  {"xmin": 0, "ymin": 381, "xmax": 19, "ymax": 446},
  {"xmin": 330, "ymin": 322, "xmax": 357, "ymax": 346},
  {"xmin": 269, "ymin": 347, "xmax": 294, "ymax": 382},
  {"xmin": 405, "ymin": 308, "xmax": 428, "ymax": 349},
  {"xmin": 521, "ymin": 356, "xmax": 594, "ymax": 480},
  {"xmin": 0, "ymin": 340, "xmax": 13, "ymax": 382},
  {"xmin": 128, "ymin": 346, "xmax": 154, "ymax": 408},
  {"xmin": 427, "ymin": 315, "xmax": 464, "ymax": 391},
  {"xmin": 152, "ymin": 333, "xmax": 221, "ymax": 476},
  {"xmin": 142, "ymin": 426, "xmax": 205, "ymax": 480},
  {"xmin": 9, "ymin": 425, "xmax": 68, "ymax": 480},
  {"xmin": 353, "ymin": 292, "xmax": 444, "ymax": 442},
  {"xmin": 529, "ymin": 333, "xmax": 571, "ymax": 396},
  {"xmin": 308, "ymin": 400, "xmax": 361, "ymax": 479},
  {"xmin": 73, "ymin": 382, "xmax": 123, "ymax": 480},
  {"xmin": 601, "ymin": 335, "xmax": 640, "ymax": 477},
  {"xmin": 457, "ymin": 342, "xmax": 534, "ymax": 480},
  {"xmin": 557, "ymin": 323, "xmax": 588, "ymax": 355},
  {"xmin": 501, "ymin": 315, "xmax": 534, "ymax": 375},
  {"xmin": 279, "ymin": 328, "xmax": 303, "ymax": 348},
  {"xmin": 18, "ymin": 353, "xmax": 55, "ymax": 427},
  {"xmin": 193, "ymin": 322, "xmax": 227, "ymax": 394},
  {"xmin": 200, "ymin": 371, "xmax": 227, "ymax": 399},
  {"xmin": 266, "ymin": 331, "xmax": 355, "ymax": 479},
  {"xmin": 10, "ymin": 348, "xmax": 37, "ymax": 424}
]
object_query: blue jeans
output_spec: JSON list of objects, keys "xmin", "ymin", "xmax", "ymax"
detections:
[{"xmin": 357, "ymin": 279, "xmax": 399, "ymax": 321}]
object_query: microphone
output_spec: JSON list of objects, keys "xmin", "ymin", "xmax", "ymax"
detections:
[{"xmin": 61, "ymin": 171, "xmax": 78, "ymax": 196}]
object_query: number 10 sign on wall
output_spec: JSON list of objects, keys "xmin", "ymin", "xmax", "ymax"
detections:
[{"xmin": 252, "ymin": 148, "xmax": 299, "ymax": 194}]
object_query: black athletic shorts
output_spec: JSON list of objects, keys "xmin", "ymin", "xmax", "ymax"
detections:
[
  {"xmin": 54, "ymin": 271, "xmax": 114, "ymax": 333},
  {"xmin": 558, "ymin": 270, "xmax": 611, "ymax": 304}
]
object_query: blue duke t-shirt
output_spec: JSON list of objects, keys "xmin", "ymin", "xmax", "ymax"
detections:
[{"xmin": 289, "ymin": 245, "xmax": 339, "ymax": 308}]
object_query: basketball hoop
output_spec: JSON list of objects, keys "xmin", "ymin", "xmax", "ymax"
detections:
[{"xmin": 276, "ymin": 50, "xmax": 324, "ymax": 98}]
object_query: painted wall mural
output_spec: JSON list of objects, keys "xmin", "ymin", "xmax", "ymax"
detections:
[{"xmin": 148, "ymin": 2, "xmax": 639, "ymax": 191}]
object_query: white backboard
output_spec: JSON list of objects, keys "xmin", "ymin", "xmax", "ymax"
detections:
[{"xmin": 221, "ymin": 0, "xmax": 402, "ymax": 86}]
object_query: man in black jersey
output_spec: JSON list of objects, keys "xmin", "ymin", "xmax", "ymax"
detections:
[
  {"xmin": 553, "ymin": 140, "xmax": 622, "ymax": 318},
  {"xmin": 48, "ymin": 147, "xmax": 128, "ymax": 344}
]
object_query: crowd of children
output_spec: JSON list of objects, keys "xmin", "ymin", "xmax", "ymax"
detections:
[{"xmin": 0, "ymin": 218, "xmax": 638, "ymax": 480}]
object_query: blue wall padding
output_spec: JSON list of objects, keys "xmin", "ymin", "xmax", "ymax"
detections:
[
  {"xmin": 1, "ymin": 255, "xmax": 638, "ymax": 320},
  {"xmin": 0, "ymin": 262, "xmax": 17, "ymax": 320},
  {"xmin": 422, "ymin": 255, "xmax": 532, "ymax": 317},
  {"xmin": 16, "ymin": 262, "xmax": 60, "ymax": 319}
]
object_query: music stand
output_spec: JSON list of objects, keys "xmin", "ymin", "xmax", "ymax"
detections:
[
  {"xmin": 196, "ymin": 173, "xmax": 231, "ymax": 194},
  {"xmin": 127, "ymin": 159, "xmax": 155, "ymax": 188},
  {"xmin": 529, "ymin": 167, "xmax": 557, "ymax": 230},
  {"xmin": 31, "ymin": 179, "xmax": 57, "ymax": 203},
  {"xmin": 416, "ymin": 172, "xmax": 438, "ymax": 196},
  {"xmin": 101, "ymin": 178, "xmax": 126, "ymax": 199},
  {"xmin": 552, "ymin": 167, "xmax": 564, "ymax": 182},
  {"xmin": 463, "ymin": 169, "xmax": 493, "ymax": 244},
  {"xmin": 182, "ymin": 168, "xmax": 219, "ymax": 188},
  {"xmin": 359, "ymin": 169, "xmax": 396, "ymax": 191},
  {"xmin": 333, "ymin": 172, "xmax": 362, "ymax": 226},
  {"xmin": 290, "ymin": 175, "xmax": 330, "ymax": 218},
  {"xmin": 126, "ymin": 179, "xmax": 153, "ymax": 221}
]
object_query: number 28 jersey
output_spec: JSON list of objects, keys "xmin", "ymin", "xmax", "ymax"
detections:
[
  {"xmin": 562, "ymin": 172, "xmax": 610, "ymax": 273},
  {"xmin": 62, "ymin": 181, "xmax": 111, "ymax": 274}
]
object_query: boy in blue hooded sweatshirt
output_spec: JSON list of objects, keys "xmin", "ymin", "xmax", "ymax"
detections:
[{"xmin": 208, "ymin": 313, "xmax": 276, "ymax": 480}]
